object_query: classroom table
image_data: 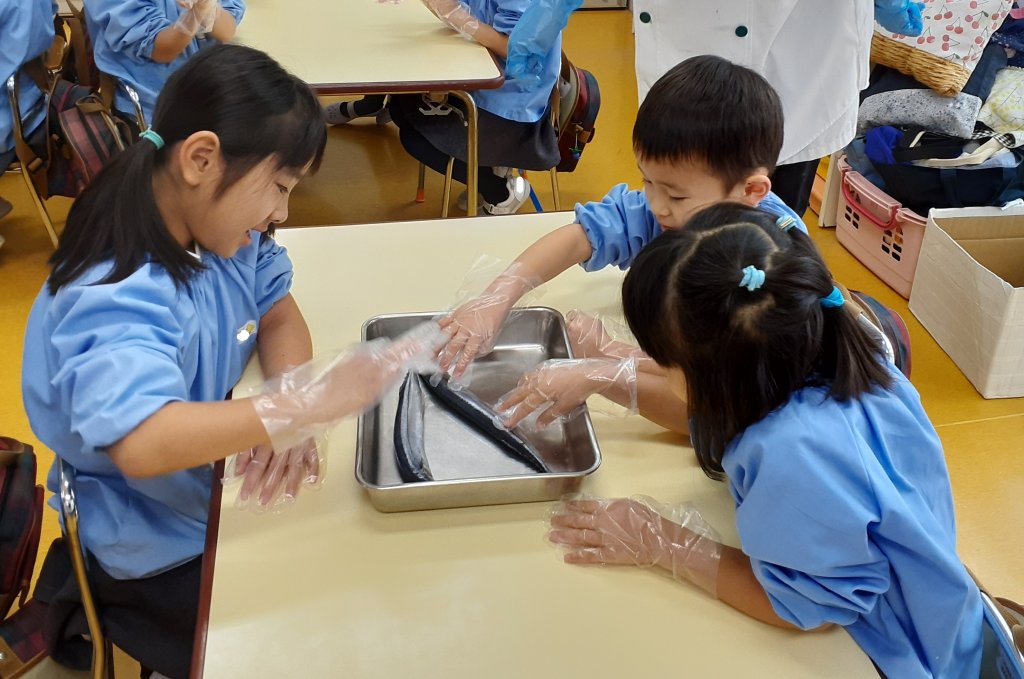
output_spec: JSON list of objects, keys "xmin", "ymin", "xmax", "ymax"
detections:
[
  {"xmin": 234, "ymin": 0, "xmax": 505, "ymax": 216},
  {"xmin": 192, "ymin": 213, "xmax": 877, "ymax": 678}
]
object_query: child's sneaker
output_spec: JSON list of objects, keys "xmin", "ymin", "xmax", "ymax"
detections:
[{"xmin": 481, "ymin": 175, "xmax": 531, "ymax": 216}]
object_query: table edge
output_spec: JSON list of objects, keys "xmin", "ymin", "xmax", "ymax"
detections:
[{"xmin": 192, "ymin": 457, "xmax": 225, "ymax": 679}]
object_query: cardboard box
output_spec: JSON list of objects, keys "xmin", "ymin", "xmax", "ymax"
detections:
[{"xmin": 909, "ymin": 207, "xmax": 1024, "ymax": 398}]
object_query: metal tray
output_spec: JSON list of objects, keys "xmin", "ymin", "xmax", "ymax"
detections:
[{"xmin": 356, "ymin": 308, "xmax": 602, "ymax": 512}]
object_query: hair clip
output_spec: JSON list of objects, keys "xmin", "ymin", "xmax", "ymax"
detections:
[
  {"xmin": 140, "ymin": 128, "xmax": 164, "ymax": 150},
  {"xmin": 739, "ymin": 265, "xmax": 766, "ymax": 292},
  {"xmin": 776, "ymin": 215, "xmax": 797, "ymax": 232},
  {"xmin": 820, "ymin": 286, "xmax": 845, "ymax": 309}
]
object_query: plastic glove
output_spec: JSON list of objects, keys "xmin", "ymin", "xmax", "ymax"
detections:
[
  {"xmin": 438, "ymin": 262, "xmax": 542, "ymax": 379},
  {"xmin": 874, "ymin": 0, "xmax": 925, "ymax": 36},
  {"xmin": 506, "ymin": 0, "xmax": 581, "ymax": 90},
  {"xmin": 496, "ymin": 357, "xmax": 637, "ymax": 428},
  {"xmin": 226, "ymin": 437, "xmax": 322, "ymax": 512},
  {"xmin": 250, "ymin": 321, "xmax": 445, "ymax": 454},
  {"xmin": 420, "ymin": 0, "xmax": 481, "ymax": 37},
  {"xmin": 174, "ymin": 0, "xmax": 219, "ymax": 36},
  {"xmin": 548, "ymin": 495, "xmax": 721, "ymax": 597}
]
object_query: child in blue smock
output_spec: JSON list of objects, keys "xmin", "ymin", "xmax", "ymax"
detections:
[
  {"xmin": 327, "ymin": 0, "xmax": 562, "ymax": 215},
  {"xmin": 85, "ymin": 0, "xmax": 245, "ymax": 126},
  {"xmin": 0, "ymin": 0, "xmax": 55, "ymax": 237},
  {"xmin": 22, "ymin": 43, "xmax": 440, "ymax": 678},
  {"xmin": 545, "ymin": 202, "xmax": 983, "ymax": 678}
]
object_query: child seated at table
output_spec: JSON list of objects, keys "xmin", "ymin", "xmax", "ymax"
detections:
[
  {"xmin": 86, "ymin": 0, "xmax": 246, "ymax": 127},
  {"xmin": 326, "ymin": 0, "xmax": 562, "ymax": 216},
  {"xmin": 547, "ymin": 201, "xmax": 984, "ymax": 678},
  {"xmin": 22, "ymin": 44, "xmax": 441, "ymax": 679}
]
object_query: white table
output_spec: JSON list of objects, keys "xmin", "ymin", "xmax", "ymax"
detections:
[
  {"xmin": 193, "ymin": 213, "xmax": 876, "ymax": 678},
  {"xmin": 235, "ymin": 0, "xmax": 505, "ymax": 215}
]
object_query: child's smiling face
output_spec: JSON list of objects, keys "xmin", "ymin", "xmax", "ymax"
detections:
[{"xmin": 637, "ymin": 155, "xmax": 757, "ymax": 232}]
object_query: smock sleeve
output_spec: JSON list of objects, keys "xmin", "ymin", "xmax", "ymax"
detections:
[
  {"xmin": 576, "ymin": 183, "xmax": 661, "ymax": 272},
  {"xmin": 490, "ymin": 0, "xmax": 527, "ymax": 34},
  {"xmin": 48, "ymin": 267, "xmax": 188, "ymax": 452},
  {"xmin": 220, "ymin": 0, "xmax": 245, "ymax": 25},
  {"xmin": 87, "ymin": 0, "xmax": 174, "ymax": 61},
  {"xmin": 254, "ymin": 235, "xmax": 294, "ymax": 317},
  {"xmin": 726, "ymin": 422, "xmax": 891, "ymax": 630}
]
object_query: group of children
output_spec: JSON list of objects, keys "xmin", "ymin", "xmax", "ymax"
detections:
[{"xmin": 11, "ymin": 2, "xmax": 988, "ymax": 678}]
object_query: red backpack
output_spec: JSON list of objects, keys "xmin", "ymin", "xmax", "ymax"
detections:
[{"xmin": 556, "ymin": 55, "xmax": 601, "ymax": 173}]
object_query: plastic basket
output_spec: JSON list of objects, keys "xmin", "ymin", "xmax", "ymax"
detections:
[{"xmin": 835, "ymin": 156, "xmax": 927, "ymax": 298}]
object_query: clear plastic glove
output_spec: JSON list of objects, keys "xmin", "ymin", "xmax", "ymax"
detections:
[
  {"xmin": 496, "ymin": 357, "xmax": 637, "ymax": 428},
  {"xmin": 225, "ymin": 437, "xmax": 323, "ymax": 512},
  {"xmin": 420, "ymin": 0, "xmax": 481, "ymax": 37},
  {"xmin": 438, "ymin": 262, "xmax": 542, "ymax": 379},
  {"xmin": 506, "ymin": 0, "xmax": 581, "ymax": 90},
  {"xmin": 548, "ymin": 495, "xmax": 721, "ymax": 597},
  {"xmin": 174, "ymin": 0, "xmax": 219, "ymax": 36},
  {"xmin": 250, "ymin": 321, "xmax": 445, "ymax": 454},
  {"xmin": 874, "ymin": 0, "xmax": 925, "ymax": 36}
]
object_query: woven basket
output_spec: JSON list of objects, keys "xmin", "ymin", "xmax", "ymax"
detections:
[{"xmin": 871, "ymin": 33, "xmax": 969, "ymax": 97}]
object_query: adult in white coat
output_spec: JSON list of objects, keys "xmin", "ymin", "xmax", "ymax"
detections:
[{"xmin": 631, "ymin": 1, "xmax": 918, "ymax": 216}]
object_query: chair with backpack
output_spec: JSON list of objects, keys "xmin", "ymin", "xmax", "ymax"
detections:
[{"xmin": 418, "ymin": 51, "xmax": 601, "ymax": 216}]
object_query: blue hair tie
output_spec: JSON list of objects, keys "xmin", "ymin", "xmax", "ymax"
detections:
[
  {"xmin": 821, "ymin": 286, "xmax": 845, "ymax": 309},
  {"xmin": 739, "ymin": 265, "xmax": 766, "ymax": 292},
  {"xmin": 776, "ymin": 215, "xmax": 797, "ymax": 232},
  {"xmin": 140, "ymin": 128, "xmax": 164, "ymax": 149}
]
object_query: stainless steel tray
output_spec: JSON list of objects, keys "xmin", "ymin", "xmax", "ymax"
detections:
[{"xmin": 356, "ymin": 308, "xmax": 602, "ymax": 512}]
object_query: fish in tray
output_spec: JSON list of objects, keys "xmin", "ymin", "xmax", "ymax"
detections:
[{"xmin": 393, "ymin": 372, "xmax": 550, "ymax": 483}]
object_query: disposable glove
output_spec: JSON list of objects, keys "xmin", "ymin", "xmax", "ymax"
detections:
[
  {"xmin": 420, "ymin": 0, "xmax": 481, "ymax": 37},
  {"xmin": 496, "ymin": 357, "xmax": 637, "ymax": 428},
  {"xmin": 875, "ymin": 0, "xmax": 925, "ymax": 36},
  {"xmin": 548, "ymin": 495, "xmax": 721, "ymax": 596},
  {"xmin": 226, "ymin": 438, "xmax": 322, "ymax": 512}
]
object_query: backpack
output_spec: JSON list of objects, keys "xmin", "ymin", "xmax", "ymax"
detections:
[
  {"xmin": 556, "ymin": 54, "xmax": 600, "ymax": 173},
  {"xmin": 0, "ymin": 437, "xmax": 43, "ymax": 621}
]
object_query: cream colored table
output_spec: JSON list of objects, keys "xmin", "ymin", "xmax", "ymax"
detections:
[
  {"xmin": 235, "ymin": 0, "xmax": 504, "ymax": 216},
  {"xmin": 193, "ymin": 213, "xmax": 876, "ymax": 678}
]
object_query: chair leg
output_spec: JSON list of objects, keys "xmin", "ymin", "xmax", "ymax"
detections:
[
  {"xmin": 415, "ymin": 162, "xmax": 426, "ymax": 203},
  {"xmin": 440, "ymin": 157, "xmax": 454, "ymax": 218},
  {"xmin": 17, "ymin": 164, "xmax": 59, "ymax": 247},
  {"xmin": 549, "ymin": 168, "xmax": 561, "ymax": 212}
]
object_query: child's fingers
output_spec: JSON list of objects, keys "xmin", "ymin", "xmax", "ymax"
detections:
[
  {"xmin": 548, "ymin": 527, "xmax": 605, "ymax": 548},
  {"xmin": 550, "ymin": 510, "xmax": 597, "ymax": 530},
  {"xmin": 258, "ymin": 451, "xmax": 288, "ymax": 507},
  {"xmin": 303, "ymin": 443, "xmax": 320, "ymax": 485},
  {"xmin": 563, "ymin": 547, "xmax": 617, "ymax": 566},
  {"xmin": 283, "ymin": 453, "xmax": 304, "ymax": 504},
  {"xmin": 231, "ymin": 449, "xmax": 252, "ymax": 477},
  {"xmin": 450, "ymin": 337, "xmax": 482, "ymax": 379},
  {"xmin": 239, "ymin": 445, "xmax": 272, "ymax": 501}
]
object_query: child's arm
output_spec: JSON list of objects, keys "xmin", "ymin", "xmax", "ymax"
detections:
[
  {"xmin": 255, "ymin": 293, "xmax": 313, "ymax": 378},
  {"xmin": 151, "ymin": 0, "xmax": 237, "ymax": 63},
  {"xmin": 439, "ymin": 222, "xmax": 592, "ymax": 377}
]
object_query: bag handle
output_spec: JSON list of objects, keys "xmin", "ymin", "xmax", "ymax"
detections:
[{"xmin": 840, "ymin": 170, "xmax": 900, "ymax": 231}]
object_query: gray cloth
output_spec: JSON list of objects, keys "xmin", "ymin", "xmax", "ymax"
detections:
[{"xmin": 858, "ymin": 90, "xmax": 982, "ymax": 139}]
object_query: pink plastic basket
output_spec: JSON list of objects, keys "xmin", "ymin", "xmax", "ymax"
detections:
[{"xmin": 835, "ymin": 156, "xmax": 927, "ymax": 298}]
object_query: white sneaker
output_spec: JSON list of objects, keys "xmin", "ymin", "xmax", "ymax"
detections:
[{"xmin": 481, "ymin": 175, "xmax": 531, "ymax": 216}]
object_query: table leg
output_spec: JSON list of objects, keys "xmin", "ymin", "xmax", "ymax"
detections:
[{"xmin": 450, "ymin": 90, "xmax": 478, "ymax": 216}]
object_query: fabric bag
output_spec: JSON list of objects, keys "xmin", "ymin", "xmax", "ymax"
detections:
[
  {"xmin": 555, "ymin": 54, "xmax": 600, "ymax": 173},
  {"xmin": 0, "ymin": 437, "xmax": 43, "ymax": 622}
]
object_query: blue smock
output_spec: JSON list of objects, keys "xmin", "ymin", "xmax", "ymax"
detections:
[
  {"xmin": 723, "ymin": 366, "xmax": 983, "ymax": 678},
  {"xmin": 575, "ymin": 184, "xmax": 806, "ymax": 272},
  {"xmin": 466, "ymin": 0, "xmax": 560, "ymax": 123},
  {"xmin": 85, "ymin": 0, "xmax": 245, "ymax": 124},
  {"xmin": 0, "ymin": 0, "xmax": 54, "ymax": 157},
  {"xmin": 22, "ymin": 235, "xmax": 292, "ymax": 579}
]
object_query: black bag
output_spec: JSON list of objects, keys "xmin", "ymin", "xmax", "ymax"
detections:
[{"xmin": 0, "ymin": 437, "xmax": 43, "ymax": 621}]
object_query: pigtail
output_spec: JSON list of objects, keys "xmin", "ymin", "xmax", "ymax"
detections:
[
  {"xmin": 48, "ymin": 140, "xmax": 201, "ymax": 294},
  {"xmin": 820, "ymin": 301, "xmax": 894, "ymax": 401}
]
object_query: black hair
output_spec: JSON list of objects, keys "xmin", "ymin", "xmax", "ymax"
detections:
[
  {"xmin": 48, "ymin": 43, "xmax": 328, "ymax": 294},
  {"xmin": 632, "ymin": 55, "xmax": 784, "ymax": 190},
  {"xmin": 622, "ymin": 203, "xmax": 893, "ymax": 479}
]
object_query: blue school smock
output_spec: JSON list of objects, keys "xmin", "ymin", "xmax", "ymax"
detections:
[
  {"xmin": 85, "ymin": 0, "xmax": 245, "ymax": 124},
  {"xmin": 722, "ymin": 366, "xmax": 983, "ymax": 678},
  {"xmin": 21, "ymin": 234, "xmax": 292, "ymax": 580},
  {"xmin": 466, "ymin": 0, "xmax": 560, "ymax": 124},
  {"xmin": 0, "ymin": 0, "xmax": 54, "ymax": 158},
  {"xmin": 575, "ymin": 184, "xmax": 806, "ymax": 272}
]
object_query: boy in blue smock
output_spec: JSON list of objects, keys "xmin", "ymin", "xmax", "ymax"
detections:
[
  {"xmin": 0, "ymin": 0, "xmax": 55, "ymax": 239},
  {"xmin": 86, "ymin": 0, "xmax": 245, "ymax": 126},
  {"xmin": 547, "ymin": 202, "xmax": 984, "ymax": 678},
  {"xmin": 436, "ymin": 56, "xmax": 804, "ymax": 414}
]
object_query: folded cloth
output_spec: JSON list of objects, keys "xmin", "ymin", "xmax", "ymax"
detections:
[
  {"xmin": 864, "ymin": 126, "xmax": 904, "ymax": 166},
  {"xmin": 979, "ymin": 66, "xmax": 1024, "ymax": 134},
  {"xmin": 858, "ymin": 90, "xmax": 982, "ymax": 138}
]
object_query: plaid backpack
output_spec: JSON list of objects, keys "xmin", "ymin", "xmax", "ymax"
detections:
[
  {"xmin": 555, "ymin": 54, "xmax": 601, "ymax": 173},
  {"xmin": 0, "ymin": 437, "xmax": 43, "ymax": 620}
]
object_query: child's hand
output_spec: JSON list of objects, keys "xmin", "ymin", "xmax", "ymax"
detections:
[
  {"xmin": 230, "ymin": 438, "xmax": 322, "ymax": 512},
  {"xmin": 420, "ymin": 0, "xmax": 481, "ymax": 37},
  {"xmin": 438, "ymin": 294, "xmax": 515, "ymax": 379},
  {"xmin": 548, "ymin": 495, "xmax": 722, "ymax": 596},
  {"xmin": 173, "ymin": 0, "xmax": 219, "ymax": 36},
  {"xmin": 496, "ymin": 358, "xmax": 638, "ymax": 428}
]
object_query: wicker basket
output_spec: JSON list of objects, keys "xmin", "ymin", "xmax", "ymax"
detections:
[{"xmin": 870, "ymin": 33, "xmax": 969, "ymax": 97}]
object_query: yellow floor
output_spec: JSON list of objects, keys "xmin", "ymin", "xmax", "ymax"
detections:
[{"xmin": 0, "ymin": 9, "xmax": 1020, "ymax": 636}]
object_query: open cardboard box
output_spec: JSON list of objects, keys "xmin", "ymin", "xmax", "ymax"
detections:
[{"xmin": 909, "ymin": 207, "xmax": 1024, "ymax": 398}]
